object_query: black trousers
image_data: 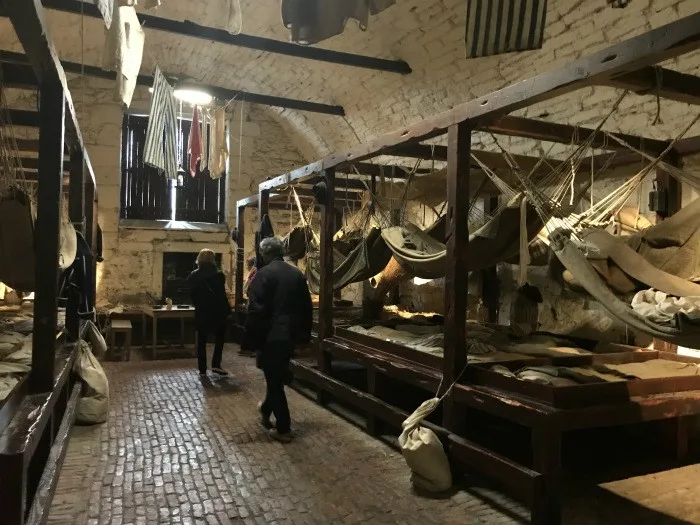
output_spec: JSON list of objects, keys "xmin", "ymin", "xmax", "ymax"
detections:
[
  {"xmin": 197, "ymin": 324, "xmax": 225, "ymax": 373},
  {"xmin": 259, "ymin": 345, "xmax": 292, "ymax": 434}
]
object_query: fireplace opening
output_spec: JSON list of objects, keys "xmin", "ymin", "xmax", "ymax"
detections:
[{"xmin": 162, "ymin": 251, "xmax": 223, "ymax": 304}]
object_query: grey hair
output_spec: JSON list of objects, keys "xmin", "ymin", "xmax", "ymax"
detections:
[{"xmin": 259, "ymin": 236, "xmax": 285, "ymax": 262}]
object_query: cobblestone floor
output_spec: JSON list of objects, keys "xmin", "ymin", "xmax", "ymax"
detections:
[{"xmin": 47, "ymin": 347, "xmax": 700, "ymax": 525}]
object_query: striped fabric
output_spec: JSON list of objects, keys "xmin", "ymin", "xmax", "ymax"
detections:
[
  {"xmin": 143, "ymin": 68, "xmax": 178, "ymax": 180},
  {"xmin": 465, "ymin": 0, "xmax": 548, "ymax": 59}
]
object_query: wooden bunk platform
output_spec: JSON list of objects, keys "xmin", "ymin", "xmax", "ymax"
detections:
[
  {"xmin": 257, "ymin": 12, "xmax": 700, "ymax": 525},
  {"xmin": 0, "ymin": 1, "xmax": 101, "ymax": 522}
]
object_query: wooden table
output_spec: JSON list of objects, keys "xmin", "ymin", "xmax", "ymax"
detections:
[{"xmin": 144, "ymin": 306, "xmax": 196, "ymax": 360}]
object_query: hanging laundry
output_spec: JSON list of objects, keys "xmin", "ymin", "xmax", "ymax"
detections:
[
  {"xmin": 188, "ymin": 106, "xmax": 202, "ymax": 177},
  {"xmin": 464, "ymin": 0, "xmax": 548, "ymax": 58},
  {"xmin": 102, "ymin": 4, "xmax": 145, "ymax": 109},
  {"xmin": 143, "ymin": 68, "xmax": 179, "ymax": 179},
  {"xmin": 58, "ymin": 233, "xmax": 96, "ymax": 321},
  {"xmin": 118, "ymin": 0, "xmax": 161, "ymax": 8},
  {"xmin": 200, "ymin": 108, "xmax": 209, "ymax": 171},
  {"xmin": 209, "ymin": 107, "xmax": 228, "ymax": 180},
  {"xmin": 280, "ymin": 0, "xmax": 395, "ymax": 45},
  {"xmin": 93, "ymin": 0, "xmax": 114, "ymax": 28},
  {"xmin": 226, "ymin": 0, "xmax": 243, "ymax": 34}
]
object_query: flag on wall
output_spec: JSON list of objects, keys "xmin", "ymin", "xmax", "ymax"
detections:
[{"xmin": 465, "ymin": 0, "xmax": 548, "ymax": 58}]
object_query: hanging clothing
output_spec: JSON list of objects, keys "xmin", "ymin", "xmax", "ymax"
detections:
[
  {"xmin": 58, "ymin": 233, "xmax": 96, "ymax": 321},
  {"xmin": 464, "ymin": 0, "xmax": 548, "ymax": 58},
  {"xmin": 226, "ymin": 0, "xmax": 242, "ymax": 34},
  {"xmin": 93, "ymin": 0, "xmax": 114, "ymax": 28},
  {"xmin": 118, "ymin": 0, "xmax": 160, "ymax": 8},
  {"xmin": 188, "ymin": 106, "xmax": 202, "ymax": 177},
  {"xmin": 280, "ymin": 0, "xmax": 395, "ymax": 45},
  {"xmin": 143, "ymin": 68, "xmax": 178, "ymax": 179},
  {"xmin": 102, "ymin": 4, "xmax": 145, "ymax": 109},
  {"xmin": 209, "ymin": 107, "xmax": 228, "ymax": 180},
  {"xmin": 200, "ymin": 108, "xmax": 209, "ymax": 171}
]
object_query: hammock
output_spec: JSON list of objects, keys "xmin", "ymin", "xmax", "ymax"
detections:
[
  {"xmin": 550, "ymin": 230, "xmax": 700, "ymax": 346},
  {"xmin": 379, "ymin": 194, "xmax": 543, "ymax": 280}
]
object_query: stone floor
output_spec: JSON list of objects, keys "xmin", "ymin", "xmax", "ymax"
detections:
[{"xmin": 47, "ymin": 346, "xmax": 700, "ymax": 525}]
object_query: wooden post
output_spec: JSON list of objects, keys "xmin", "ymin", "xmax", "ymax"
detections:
[
  {"xmin": 258, "ymin": 188, "xmax": 270, "ymax": 223},
  {"xmin": 65, "ymin": 148, "xmax": 85, "ymax": 342},
  {"xmin": 234, "ymin": 204, "xmax": 246, "ymax": 306},
  {"xmin": 531, "ymin": 428, "xmax": 562, "ymax": 525},
  {"xmin": 389, "ymin": 208, "xmax": 401, "ymax": 306},
  {"xmin": 333, "ymin": 208, "xmax": 343, "ymax": 300},
  {"xmin": 318, "ymin": 168, "xmax": 335, "ymax": 375},
  {"xmin": 442, "ymin": 122, "xmax": 470, "ymax": 433},
  {"xmin": 31, "ymin": 83, "xmax": 66, "ymax": 393},
  {"xmin": 482, "ymin": 196, "xmax": 500, "ymax": 323}
]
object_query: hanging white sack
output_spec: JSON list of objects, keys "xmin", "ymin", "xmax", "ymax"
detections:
[
  {"xmin": 398, "ymin": 397, "xmax": 452, "ymax": 492},
  {"xmin": 103, "ymin": 4, "xmax": 145, "ymax": 109},
  {"xmin": 86, "ymin": 320, "xmax": 107, "ymax": 358},
  {"xmin": 73, "ymin": 339, "xmax": 110, "ymax": 424}
]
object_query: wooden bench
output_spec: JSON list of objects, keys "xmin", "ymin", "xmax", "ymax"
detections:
[{"xmin": 109, "ymin": 320, "xmax": 132, "ymax": 361}]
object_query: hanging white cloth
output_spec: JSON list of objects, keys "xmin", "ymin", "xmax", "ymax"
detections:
[
  {"xmin": 226, "ymin": 0, "xmax": 243, "ymax": 34},
  {"xmin": 102, "ymin": 4, "xmax": 145, "ymax": 109},
  {"xmin": 118, "ymin": 0, "xmax": 161, "ymax": 8},
  {"xmin": 93, "ymin": 0, "xmax": 114, "ymax": 28},
  {"xmin": 209, "ymin": 107, "xmax": 228, "ymax": 180}
]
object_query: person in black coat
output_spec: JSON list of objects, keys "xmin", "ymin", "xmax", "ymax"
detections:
[
  {"xmin": 187, "ymin": 249, "xmax": 231, "ymax": 377},
  {"xmin": 243, "ymin": 237, "xmax": 312, "ymax": 443}
]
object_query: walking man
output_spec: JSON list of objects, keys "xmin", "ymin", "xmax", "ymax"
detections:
[{"xmin": 243, "ymin": 237, "xmax": 312, "ymax": 442}]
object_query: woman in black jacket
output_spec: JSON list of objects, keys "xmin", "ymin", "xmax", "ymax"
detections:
[{"xmin": 187, "ymin": 249, "xmax": 231, "ymax": 377}]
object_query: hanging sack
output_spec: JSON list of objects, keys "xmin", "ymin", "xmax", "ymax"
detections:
[
  {"xmin": 398, "ymin": 397, "xmax": 452, "ymax": 492},
  {"xmin": 86, "ymin": 320, "xmax": 107, "ymax": 358},
  {"xmin": 73, "ymin": 340, "xmax": 110, "ymax": 424}
]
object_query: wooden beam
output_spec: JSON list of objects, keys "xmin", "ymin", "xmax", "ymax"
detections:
[
  {"xmin": 268, "ymin": 13, "xmax": 700, "ymax": 179},
  {"xmin": 2, "ymin": 0, "xmax": 96, "ymax": 187},
  {"xmin": 604, "ymin": 66, "xmax": 700, "ymax": 105},
  {"xmin": 31, "ymin": 83, "xmax": 65, "ymax": 394},
  {"xmin": 318, "ymin": 168, "xmax": 335, "ymax": 373},
  {"xmin": 0, "ymin": 50, "xmax": 345, "ymax": 116},
  {"xmin": 236, "ymin": 194, "xmax": 258, "ymax": 208},
  {"xmin": 38, "ymin": 0, "xmax": 412, "ymax": 75},
  {"xmin": 485, "ymin": 115, "xmax": 670, "ymax": 155},
  {"xmin": 442, "ymin": 122, "xmax": 470, "ymax": 434},
  {"xmin": 13, "ymin": 139, "xmax": 41, "ymax": 152},
  {"xmin": 257, "ymin": 188, "xmax": 270, "ymax": 223},
  {"xmin": 4, "ymin": 109, "xmax": 40, "ymax": 127},
  {"xmin": 65, "ymin": 148, "xmax": 84, "ymax": 342},
  {"xmin": 19, "ymin": 157, "xmax": 69, "ymax": 171},
  {"xmin": 234, "ymin": 205, "xmax": 245, "ymax": 307}
]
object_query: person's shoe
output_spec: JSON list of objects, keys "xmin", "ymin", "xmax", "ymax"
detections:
[
  {"xmin": 199, "ymin": 370, "xmax": 207, "ymax": 377},
  {"xmin": 211, "ymin": 367, "xmax": 229, "ymax": 376},
  {"xmin": 269, "ymin": 428, "xmax": 292, "ymax": 443},
  {"xmin": 257, "ymin": 402, "xmax": 273, "ymax": 430}
]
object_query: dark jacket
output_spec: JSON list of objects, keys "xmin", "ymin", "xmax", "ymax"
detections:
[
  {"xmin": 58, "ymin": 232, "xmax": 95, "ymax": 320},
  {"xmin": 187, "ymin": 263, "xmax": 231, "ymax": 329},
  {"xmin": 243, "ymin": 258, "xmax": 313, "ymax": 360}
]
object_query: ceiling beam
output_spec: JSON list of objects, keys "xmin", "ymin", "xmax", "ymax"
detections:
[
  {"xmin": 484, "ymin": 115, "xmax": 670, "ymax": 155},
  {"xmin": 38, "ymin": 0, "xmax": 412, "ymax": 75},
  {"xmin": 0, "ymin": 51, "xmax": 345, "ymax": 115},
  {"xmin": 3, "ymin": 109, "xmax": 40, "ymax": 127},
  {"xmin": 258, "ymin": 12, "xmax": 700, "ymax": 191},
  {"xmin": 603, "ymin": 66, "xmax": 700, "ymax": 105}
]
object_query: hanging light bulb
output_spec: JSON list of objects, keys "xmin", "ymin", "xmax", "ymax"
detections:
[{"xmin": 176, "ymin": 166, "xmax": 185, "ymax": 188}]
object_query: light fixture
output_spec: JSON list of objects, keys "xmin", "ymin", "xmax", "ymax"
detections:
[
  {"xmin": 176, "ymin": 166, "xmax": 185, "ymax": 188},
  {"xmin": 174, "ymin": 87, "xmax": 213, "ymax": 106},
  {"xmin": 412, "ymin": 277, "xmax": 433, "ymax": 286}
]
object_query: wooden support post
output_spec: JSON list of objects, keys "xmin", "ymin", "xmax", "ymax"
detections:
[
  {"xmin": 318, "ymin": 168, "xmax": 335, "ymax": 390},
  {"xmin": 389, "ymin": 208, "xmax": 401, "ymax": 306},
  {"xmin": 65, "ymin": 148, "xmax": 85, "ymax": 342},
  {"xmin": 31, "ymin": 83, "xmax": 66, "ymax": 393},
  {"xmin": 234, "ymin": 205, "xmax": 246, "ymax": 306},
  {"xmin": 334, "ymin": 208, "xmax": 343, "ymax": 300},
  {"xmin": 362, "ymin": 175, "xmax": 378, "ymax": 318},
  {"xmin": 482, "ymin": 196, "xmax": 500, "ymax": 323},
  {"xmin": 442, "ymin": 123, "xmax": 470, "ymax": 434},
  {"xmin": 84, "ymin": 178, "xmax": 98, "ymax": 319},
  {"xmin": 258, "ymin": 188, "xmax": 270, "ymax": 223},
  {"xmin": 531, "ymin": 428, "xmax": 562, "ymax": 525}
]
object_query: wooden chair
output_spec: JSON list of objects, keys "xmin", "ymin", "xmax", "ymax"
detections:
[{"xmin": 109, "ymin": 320, "xmax": 132, "ymax": 361}]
